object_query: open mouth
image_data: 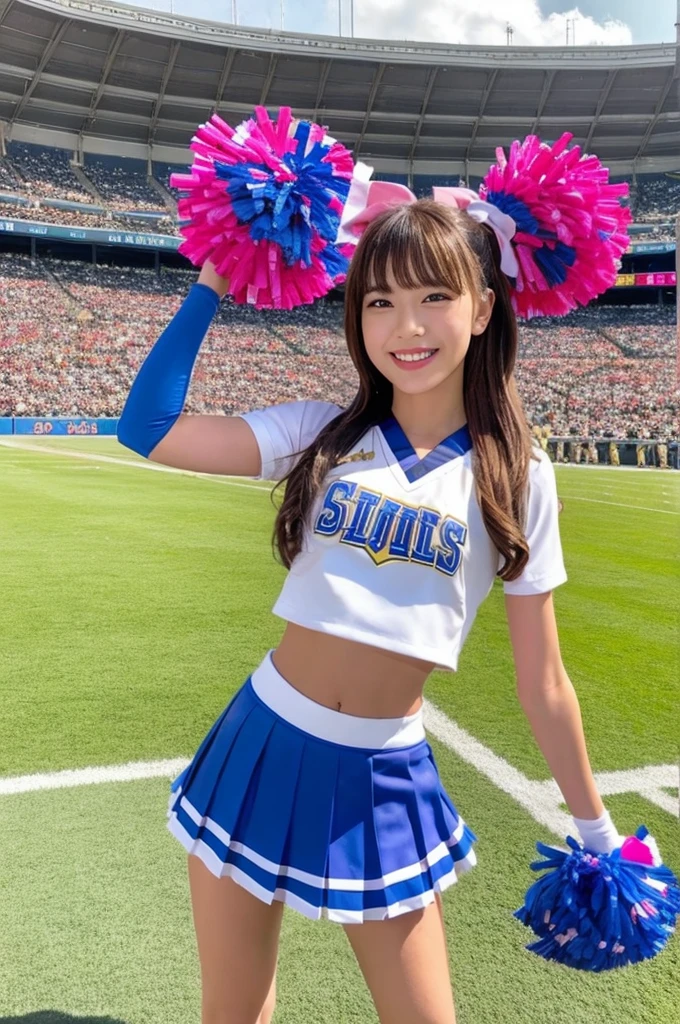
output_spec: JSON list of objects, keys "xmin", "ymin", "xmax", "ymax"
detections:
[{"xmin": 390, "ymin": 348, "xmax": 439, "ymax": 369}]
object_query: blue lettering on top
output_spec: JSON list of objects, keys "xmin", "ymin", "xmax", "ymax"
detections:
[
  {"xmin": 411, "ymin": 509, "xmax": 439, "ymax": 567},
  {"xmin": 435, "ymin": 518, "xmax": 467, "ymax": 576},
  {"xmin": 366, "ymin": 499, "xmax": 402, "ymax": 556},
  {"xmin": 314, "ymin": 480, "xmax": 357, "ymax": 535},
  {"xmin": 342, "ymin": 489, "xmax": 381, "ymax": 546},
  {"xmin": 313, "ymin": 480, "xmax": 467, "ymax": 578},
  {"xmin": 388, "ymin": 505, "xmax": 419, "ymax": 560}
]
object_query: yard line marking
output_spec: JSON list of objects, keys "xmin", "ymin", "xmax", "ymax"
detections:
[
  {"xmin": 1, "ymin": 711, "xmax": 676, "ymax": 840},
  {"xmin": 423, "ymin": 701, "xmax": 679, "ymax": 826},
  {"xmin": 530, "ymin": 776, "xmax": 677, "ymax": 818},
  {"xmin": 557, "ymin": 464, "xmax": 674, "ymax": 475},
  {"xmin": 557, "ymin": 495, "xmax": 679, "ymax": 515},
  {"xmin": 3, "ymin": 440, "xmax": 677, "ymax": 512},
  {"xmin": 0, "ymin": 440, "xmax": 271, "ymax": 493},
  {"xmin": 0, "ymin": 758, "xmax": 189, "ymax": 796},
  {"xmin": 588, "ymin": 764, "xmax": 679, "ymax": 816},
  {"xmin": 423, "ymin": 700, "xmax": 573, "ymax": 836}
]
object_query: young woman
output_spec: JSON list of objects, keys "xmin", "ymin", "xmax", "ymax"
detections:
[{"xmin": 117, "ymin": 199, "xmax": 626, "ymax": 1024}]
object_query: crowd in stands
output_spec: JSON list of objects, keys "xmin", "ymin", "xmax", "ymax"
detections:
[
  {"xmin": 0, "ymin": 143, "xmax": 677, "ymax": 243},
  {"xmin": 632, "ymin": 175, "xmax": 680, "ymax": 222},
  {"xmin": 516, "ymin": 305, "xmax": 676, "ymax": 439},
  {"xmin": 0, "ymin": 201, "xmax": 177, "ymax": 236},
  {"xmin": 112, "ymin": 215, "xmax": 177, "ymax": 235},
  {"xmin": 1, "ymin": 254, "xmax": 676, "ymax": 442},
  {"xmin": 0, "ymin": 158, "xmax": 23, "ymax": 193},
  {"xmin": 631, "ymin": 225, "xmax": 675, "ymax": 243},
  {"xmin": 2, "ymin": 143, "xmax": 172, "ymax": 215},
  {"xmin": 2, "ymin": 142, "xmax": 92, "ymax": 204},
  {"xmin": 82, "ymin": 155, "xmax": 169, "ymax": 212}
]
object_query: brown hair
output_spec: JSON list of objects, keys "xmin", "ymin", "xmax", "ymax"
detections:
[{"xmin": 272, "ymin": 199, "xmax": 539, "ymax": 581}]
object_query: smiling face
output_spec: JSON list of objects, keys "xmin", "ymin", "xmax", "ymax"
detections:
[
  {"xmin": 343, "ymin": 201, "xmax": 496, "ymax": 423},
  {"xmin": 361, "ymin": 264, "xmax": 492, "ymax": 399}
]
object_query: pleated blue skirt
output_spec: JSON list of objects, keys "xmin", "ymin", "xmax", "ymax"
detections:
[{"xmin": 167, "ymin": 650, "xmax": 477, "ymax": 923}]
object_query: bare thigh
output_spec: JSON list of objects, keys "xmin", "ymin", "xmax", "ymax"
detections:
[
  {"xmin": 188, "ymin": 854, "xmax": 284, "ymax": 1024},
  {"xmin": 343, "ymin": 892, "xmax": 456, "ymax": 1024}
]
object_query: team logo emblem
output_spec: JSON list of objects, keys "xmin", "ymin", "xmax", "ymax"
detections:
[{"xmin": 314, "ymin": 479, "xmax": 466, "ymax": 576}]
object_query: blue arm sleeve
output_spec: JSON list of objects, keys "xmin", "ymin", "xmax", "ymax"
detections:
[{"xmin": 116, "ymin": 282, "xmax": 221, "ymax": 458}]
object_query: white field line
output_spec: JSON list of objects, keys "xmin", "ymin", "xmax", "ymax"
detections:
[
  {"xmin": 423, "ymin": 700, "xmax": 574, "ymax": 836},
  {"xmin": 423, "ymin": 702, "xmax": 677, "ymax": 830},
  {"xmin": 557, "ymin": 464, "xmax": 675, "ymax": 475},
  {"xmin": 1, "ymin": 708, "xmax": 676, "ymax": 840},
  {"xmin": 0, "ymin": 758, "xmax": 189, "ymax": 796},
  {"xmin": 528, "ymin": 765, "xmax": 680, "ymax": 819},
  {"xmin": 0, "ymin": 439, "xmax": 272, "ymax": 493},
  {"xmin": 558, "ymin": 495, "xmax": 679, "ymax": 516},
  {"xmin": 2, "ymin": 438, "xmax": 678, "ymax": 513}
]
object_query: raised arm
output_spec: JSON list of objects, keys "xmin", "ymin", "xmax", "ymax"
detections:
[{"xmin": 116, "ymin": 261, "xmax": 262, "ymax": 477}]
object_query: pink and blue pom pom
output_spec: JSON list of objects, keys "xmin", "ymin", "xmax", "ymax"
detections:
[
  {"xmin": 514, "ymin": 826, "xmax": 680, "ymax": 970},
  {"xmin": 170, "ymin": 106, "xmax": 357, "ymax": 309},
  {"xmin": 480, "ymin": 132, "xmax": 633, "ymax": 320}
]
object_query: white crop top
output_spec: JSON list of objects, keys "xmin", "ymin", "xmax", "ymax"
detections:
[{"xmin": 239, "ymin": 400, "xmax": 568, "ymax": 672}]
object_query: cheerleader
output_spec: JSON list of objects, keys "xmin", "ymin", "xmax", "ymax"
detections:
[{"xmin": 116, "ymin": 110, "xmax": 677, "ymax": 1022}]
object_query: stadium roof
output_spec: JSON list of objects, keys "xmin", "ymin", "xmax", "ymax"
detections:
[{"xmin": 0, "ymin": 0, "xmax": 678, "ymax": 176}]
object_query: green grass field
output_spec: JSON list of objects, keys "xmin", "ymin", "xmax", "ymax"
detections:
[{"xmin": 0, "ymin": 436, "xmax": 678, "ymax": 1024}]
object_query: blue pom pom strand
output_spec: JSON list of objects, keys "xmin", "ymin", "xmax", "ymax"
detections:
[
  {"xmin": 485, "ymin": 189, "xmax": 540, "ymax": 236},
  {"xmin": 317, "ymin": 241, "xmax": 349, "ymax": 281},
  {"xmin": 485, "ymin": 187, "xmax": 577, "ymax": 287},
  {"xmin": 533, "ymin": 239, "xmax": 577, "ymax": 287},
  {"xmin": 213, "ymin": 118, "xmax": 352, "ymax": 270},
  {"xmin": 514, "ymin": 830, "xmax": 680, "ymax": 970}
]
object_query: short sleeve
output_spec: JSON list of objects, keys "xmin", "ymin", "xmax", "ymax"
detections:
[
  {"xmin": 238, "ymin": 400, "xmax": 342, "ymax": 481},
  {"xmin": 500, "ymin": 448, "xmax": 568, "ymax": 596}
]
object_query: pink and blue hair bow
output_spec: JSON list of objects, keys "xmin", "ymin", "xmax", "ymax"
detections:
[{"xmin": 336, "ymin": 174, "xmax": 520, "ymax": 279}]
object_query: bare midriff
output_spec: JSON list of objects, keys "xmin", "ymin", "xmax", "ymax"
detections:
[{"xmin": 271, "ymin": 621, "xmax": 442, "ymax": 719}]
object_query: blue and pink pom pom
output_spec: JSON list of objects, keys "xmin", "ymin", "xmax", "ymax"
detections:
[
  {"xmin": 170, "ymin": 106, "xmax": 358, "ymax": 309},
  {"xmin": 480, "ymin": 131, "xmax": 632, "ymax": 320},
  {"xmin": 514, "ymin": 826, "xmax": 680, "ymax": 970},
  {"xmin": 171, "ymin": 107, "xmax": 631, "ymax": 317}
]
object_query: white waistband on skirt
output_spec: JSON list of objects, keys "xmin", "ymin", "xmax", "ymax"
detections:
[{"xmin": 249, "ymin": 650, "xmax": 426, "ymax": 750}]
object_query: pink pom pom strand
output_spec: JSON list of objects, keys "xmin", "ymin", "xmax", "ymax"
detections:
[
  {"xmin": 169, "ymin": 106, "xmax": 357, "ymax": 308},
  {"xmin": 482, "ymin": 130, "xmax": 632, "ymax": 319}
]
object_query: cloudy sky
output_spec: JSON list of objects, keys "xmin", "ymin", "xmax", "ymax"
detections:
[{"xmin": 131, "ymin": 0, "xmax": 677, "ymax": 45}]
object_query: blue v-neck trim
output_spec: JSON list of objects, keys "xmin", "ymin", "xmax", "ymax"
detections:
[{"xmin": 379, "ymin": 416, "xmax": 473, "ymax": 484}]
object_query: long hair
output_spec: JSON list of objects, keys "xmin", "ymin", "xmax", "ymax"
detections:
[{"xmin": 272, "ymin": 199, "xmax": 538, "ymax": 581}]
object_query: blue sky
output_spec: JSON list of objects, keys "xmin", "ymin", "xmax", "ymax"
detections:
[{"xmin": 133, "ymin": 0, "xmax": 677, "ymax": 44}]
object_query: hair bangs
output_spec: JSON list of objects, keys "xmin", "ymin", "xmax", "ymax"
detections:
[{"xmin": 361, "ymin": 202, "xmax": 477, "ymax": 302}]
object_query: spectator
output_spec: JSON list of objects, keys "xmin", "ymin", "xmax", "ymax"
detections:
[{"xmin": 1, "ymin": 253, "xmax": 677, "ymax": 441}]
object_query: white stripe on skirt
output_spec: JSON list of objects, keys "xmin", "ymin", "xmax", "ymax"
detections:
[{"xmin": 170, "ymin": 787, "xmax": 474, "ymax": 891}]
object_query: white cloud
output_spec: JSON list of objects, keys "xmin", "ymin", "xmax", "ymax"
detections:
[{"xmin": 351, "ymin": 1, "xmax": 633, "ymax": 46}]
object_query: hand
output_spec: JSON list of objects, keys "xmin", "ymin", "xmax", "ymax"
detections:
[{"xmin": 197, "ymin": 259, "xmax": 230, "ymax": 299}]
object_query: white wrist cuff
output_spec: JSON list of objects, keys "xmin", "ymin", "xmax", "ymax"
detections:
[{"xmin": 572, "ymin": 809, "xmax": 623, "ymax": 854}]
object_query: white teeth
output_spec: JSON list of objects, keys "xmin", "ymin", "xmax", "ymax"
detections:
[{"xmin": 393, "ymin": 350, "xmax": 436, "ymax": 363}]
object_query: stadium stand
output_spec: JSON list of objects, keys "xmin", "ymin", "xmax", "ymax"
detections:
[
  {"xmin": 633, "ymin": 174, "xmax": 680, "ymax": 221},
  {"xmin": 1, "ymin": 253, "xmax": 676, "ymax": 441},
  {"xmin": 4, "ymin": 141, "xmax": 93, "ymax": 205},
  {"xmin": 0, "ymin": 201, "xmax": 177, "ymax": 235},
  {"xmin": 82, "ymin": 154, "xmax": 170, "ymax": 213},
  {"xmin": 1, "ymin": 142, "xmax": 678, "ymax": 241}
]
